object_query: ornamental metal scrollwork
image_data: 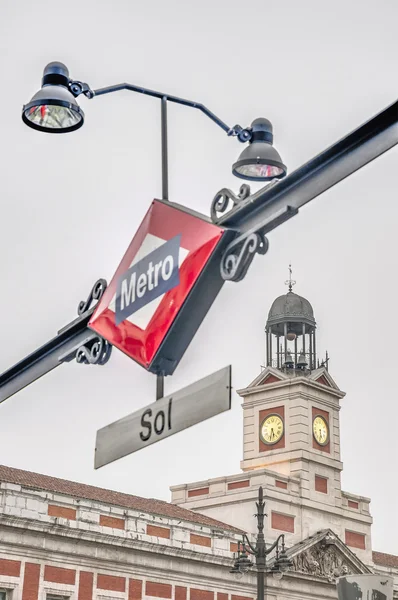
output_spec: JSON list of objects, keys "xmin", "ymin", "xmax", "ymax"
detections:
[
  {"xmin": 76, "ymin": 336, "xmax": 112, "ymax": 366},
  {"xmin": 220, "ymin": 231, "xmax": 269, "ymax": 282},
  {"xmin": 75, "ymin": 279, "xmax": 112, "ymax": 366},
  {"xmin": 211, "ymin": 184, "xmax": 251, "ymax": 222},
  {"xmin": 78, "ymin": 278, "xmax": 107, "ymax": 315}
]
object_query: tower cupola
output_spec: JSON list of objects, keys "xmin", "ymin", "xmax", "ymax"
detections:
[{"xmin": 266, "ymin": 266, "xmax": 317, "ymax": 370}]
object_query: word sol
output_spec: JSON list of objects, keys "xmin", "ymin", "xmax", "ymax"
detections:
[{"xmin": 140, "ymin": 398, "xmax": 173, "ymax": 441}]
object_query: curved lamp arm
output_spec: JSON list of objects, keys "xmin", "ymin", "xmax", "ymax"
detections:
[
  {"xmin": 265, "ymin": 533, "xmax": 286, "ymax": 557},
  {"xmin": 242, "ymin": 533, "xmax": 257, "ymax": 555},
  {"xmin": 70, "ymin": 79, "xmax": 252, "ymax": 142},
  {"xmin": 241, "ymin": 532, "xmax": 286, "ymax": 557}
]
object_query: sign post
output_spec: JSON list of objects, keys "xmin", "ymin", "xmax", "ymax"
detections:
[{"xmin": 94, "ymin": 365, "xmax": 231, "ymax": 468}]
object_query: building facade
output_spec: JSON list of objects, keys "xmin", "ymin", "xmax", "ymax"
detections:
[{"xmin": 0, "ymin": 282, "xmax": 396, "ymax": 600}]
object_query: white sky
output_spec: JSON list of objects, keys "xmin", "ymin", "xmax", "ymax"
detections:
[{"xmin": 0, "ymin": 0, "xmax": 397, "ymax": 554}]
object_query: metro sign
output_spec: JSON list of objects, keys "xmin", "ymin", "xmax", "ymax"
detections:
[{"xmin": 89, "ymin": 200, "xmax": 232, "ymax": 375}]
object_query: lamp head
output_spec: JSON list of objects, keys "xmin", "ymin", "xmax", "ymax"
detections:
[
  {"xmin": 232, "ymin": 118, "xmax": 286, "ymax": 182},
  {"xmin": 274, "ymin": 543, "xmax": 293, "ymax": 574},
  {"xmin": 22, "ymin": 62, "xmax": 84, "ymax": 133}
]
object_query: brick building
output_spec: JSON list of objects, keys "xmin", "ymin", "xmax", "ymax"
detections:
[{"xmin": 0, "ymin": 284, "xmax": 397, "ymax": 600}]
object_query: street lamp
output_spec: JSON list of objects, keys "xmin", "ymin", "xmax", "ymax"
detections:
[
  {"xmin": 230, "ymin": 486, "xmax": 293, "ymax": 599},
  {"xmin": 21, "ymin": 61, "xmax": 287, "ymax": 182},
  {"xmin": 232, "ymin": 119, "xmax": 286, "ymax": 182}
]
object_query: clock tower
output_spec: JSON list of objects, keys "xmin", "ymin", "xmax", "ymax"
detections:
[
  {"xmin": 239, "ymin": 270, "xmax": 345, "ymax": 504},
  {"xmin": 171, "ymin": 269, "xmax": 373, "ymax": 565}
]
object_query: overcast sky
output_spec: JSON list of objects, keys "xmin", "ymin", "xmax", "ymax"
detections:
[{"xmin": 0, "ymin": 0, "xmax": 397, "ymax": 555}]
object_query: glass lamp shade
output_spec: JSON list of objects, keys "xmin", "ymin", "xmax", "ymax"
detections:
[
  {"xmin": 22, "ymin": 85, "xmax": 84, "ymax": 133},
  {"xmin": 272, "ymin": 569, "xmax": 284, "ymax": 581},
  {"xmin": 233, "ymin": 142, "xmax": 286, "ymax": 182}
]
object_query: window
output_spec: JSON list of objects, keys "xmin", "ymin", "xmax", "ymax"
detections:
[
  {"xmin": 0, "ymin": 591, "xmax": 7, "ymax": 600},
  {"xmin": 47, "ymin": 595, "xmax": 69, "ymax": 600}
]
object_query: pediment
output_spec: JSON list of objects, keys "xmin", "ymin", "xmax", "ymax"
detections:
[
  {"xmin": 308, "ymin": 367, "xmax": 342, "ymax": 392},
  {"xmin": 270, "ymin": 530, "xmax": 372, "ymax": 582},
  {"xmin": 244, "ymin": 367, "xmax": 288, "ymax": 389}
]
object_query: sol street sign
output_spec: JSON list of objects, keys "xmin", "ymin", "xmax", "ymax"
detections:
[
  {"xmin": 89, "ymin": 200, "xmax": 233, "ymax": 375},
  {"xmin": 94, "ymin": 365, "xmax": 231, "ymax": 468}
]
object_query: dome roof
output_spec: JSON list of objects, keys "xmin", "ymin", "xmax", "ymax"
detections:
[{"xmin": 267, "ymin": 291, "xmax": 316, "ymax": 329}]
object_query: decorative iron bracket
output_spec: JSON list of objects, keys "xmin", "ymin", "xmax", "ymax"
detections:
[
  {"xmin": 0, "ymin": 278, "xmax": 112, "ymax": 404},
  {"xmin": 73, "ymin": 279, "xmax": 112, "ymax": 366},
  {"xmin": 214, "ymin": 183, "xmax": 299, "ymax": 282},
  {"xmin": 210, "ymin": 184, "xmax": 251, "ymax": 222}
]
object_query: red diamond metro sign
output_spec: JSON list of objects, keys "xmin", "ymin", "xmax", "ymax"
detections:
[{"xmin": 89, "ymin": 200, "xmax": 232, "ymax": 375}]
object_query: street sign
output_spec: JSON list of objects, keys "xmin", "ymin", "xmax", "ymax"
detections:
[
  {"xmin": 89, "ymin": 200, "xmax": 233, "ymax": 376},
  {"xmin": 94, "ymin": 365, "xmax": 231, "ymax": 468},
  {"xmin": 337, "ymin": 576, "xmax": 393, "ymax": 600}
]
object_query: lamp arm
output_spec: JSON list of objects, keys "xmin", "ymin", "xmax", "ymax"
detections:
[
  {"xmin": 264, "ymin": 534, "xmax": 285, "ymax": 557},
  {"xmin": 69, "ymin": 79, "xmax": 251, "ymax": 141},
  {"xmin": 242, "ymin": 534, "xmax": 257, "ymax": 555}
]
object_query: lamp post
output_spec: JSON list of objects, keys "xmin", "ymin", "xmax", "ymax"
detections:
[
  {"xmin": 230, "ymin": 487, "xmax": 293, "ymax": 600},
  {"xmin": 21, "ymin": 60, "xmax": 287, "ymax": 400}
]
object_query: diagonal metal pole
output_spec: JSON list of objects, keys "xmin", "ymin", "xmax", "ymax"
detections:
[{"xmin": 156, "ymin": 96, "xmax": 169, "ymax": 401}]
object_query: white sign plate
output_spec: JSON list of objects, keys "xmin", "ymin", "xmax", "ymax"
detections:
[{"xmin": 94, "ymin": 365, "xmax": 231, "ymax": 469}]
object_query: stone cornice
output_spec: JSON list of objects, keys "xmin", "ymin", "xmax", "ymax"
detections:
[
  {"xmin": 238, "ymin": 377, "xmax": 345, "ymax": 401},
  {"xmin": 0, "ymin": 516, "xmax": 231, "ymax": 568},
  {"xmin": 242, "ymin": 388, "xmax": 343, "ymax": 412}
]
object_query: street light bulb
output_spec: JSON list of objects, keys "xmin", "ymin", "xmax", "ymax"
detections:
[
  {"xmin": 272, "ymin": 570, "xmax": 283, "ymax": 581},
  {"xmin": 24, "ymin": 104, "xmax": 82, "ymax": 130},
  {"xmin": 234, "ymin": 571, "xmax": 243, "ymax": 580},
  {"xmin": 286, "ymin": 331, "xmax": 296, "ymax": 341},
  {"xmin": 234, "ymin": 163, "xmax": 284, "ymax": 180}
]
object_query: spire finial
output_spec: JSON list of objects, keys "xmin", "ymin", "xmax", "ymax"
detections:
[{"xmin": 285, "ymin": 263, "xmax": 296, "ymax": 292}]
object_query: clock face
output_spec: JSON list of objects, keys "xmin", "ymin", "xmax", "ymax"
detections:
[
  {"xmin": 260, "ymin": 414, "xmax": 284, "ymax": 445},
  {"xmin": 313, "ymin": 415, "xmax": 329, "ymax": 446}
]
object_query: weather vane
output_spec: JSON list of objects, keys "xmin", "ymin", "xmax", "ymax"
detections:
[{"xmin": 285, "ymin": 264, "xmax": 296, "ymax": 292}]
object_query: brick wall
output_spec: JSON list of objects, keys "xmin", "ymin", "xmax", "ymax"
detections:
[
  {"xmin": 175, "ymin": 587, "xmax": 187, "ymax": 600},
  {"xmin": 191, "ymin": 590, "xmax": 214, "ymax": 600},
  {"xmin": 99, "ymin": 514, "xmax": 125, "ymax": 529},
  {"xmin": 22, "ymin": 563, "xmax": 41, "ymax": 600},
  {"xmin": 147, "ymin": 524, "xmax": 171, "ymax": 539},
  {"xmin": 227, "ymin": 481, "xmax": 249, "ymax": 491},
  {"xmin": 0, "ymin": 558, "xmax": 21, "ymax": 577},
  {"xmin": 129, "ymin": 579, "xmax": 143, "ymax": 600},
  {"xmin": 275, "ymin": 480, "xmax": 287, "ymax": 490},
  {"xmin": 188, "ymin": 488, "xmax": 209, "ymax": 498},
  {"xmin": 271, "ymin": 511, "xmax": 295, "ymax": 533},
  {"xmin": 190, "ymin": 533, "xmax": 212, "ymax": 547},
  {"xmin": 78, "ymin": 571, "xmax": 94, "ymax": 600},
  {"xmin": 97, "ymin": 574, "xmax": 126, "ymax": 592},
  {"xmin": 44, "ymin": 565, "xmax": 76, "ymax": 585},
  {"xmin": 146, "ymin": 582, "xmax": 172, "ymax": 598},
  {"xmin": 48, "ymin": 504, "xmax": 76, "ymax": 520},
  {"xmin": 315, "ymin": 475, "xmax": 328, "ymax": 494},
  {"xmin": 345, "ymin": 530, "xmax": 366, "ymax": 550}
]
